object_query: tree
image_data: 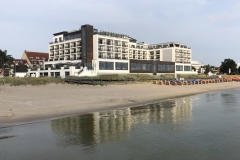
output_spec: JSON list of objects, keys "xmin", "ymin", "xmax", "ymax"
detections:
[
  {"xmin": 220, "ymin": 59, "xmax": 237, "ymax": 75},
  {"xmin": 238, "ymin": 66, "xmax": 240, "ymax": 74},
  {"xmin": 204, "ymin": 64, "xmax": 214, "ymax": 75},
  {"xmin": 192, "ymin": 66, "xmax": 196, "ymax": 72},
  {"xmin": 0, "ymin": 49, "xmax": 14, "ymax": 69}
]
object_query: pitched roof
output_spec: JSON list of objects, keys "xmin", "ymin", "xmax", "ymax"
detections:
[{"xmin": 25, "ymin": 50, "xmax": 49, "ymax": 61}]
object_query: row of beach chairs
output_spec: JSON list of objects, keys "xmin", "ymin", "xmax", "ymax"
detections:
[{"xmin": 153, "ymin": 77, "xmax": 240, "ymax": 86}]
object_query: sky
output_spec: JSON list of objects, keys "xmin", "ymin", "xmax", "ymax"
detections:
[{"xmin": 1, "ymin": 0, "xmax": 240, "ymax": 66}]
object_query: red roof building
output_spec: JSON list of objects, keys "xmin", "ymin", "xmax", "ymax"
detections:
[{"xmin": 21, "ymin": 50, "xmax": 49, "ymax": 67}]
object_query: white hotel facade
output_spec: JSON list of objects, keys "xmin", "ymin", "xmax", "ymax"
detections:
[{"xmin": 28, "ymin": 24, "xmax": 194, "ymax": 78}]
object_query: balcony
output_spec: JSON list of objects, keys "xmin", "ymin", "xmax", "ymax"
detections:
[
  {"xmin": 98, "ymin": 42, "xmax": 105, "ymax": 44},
  {"xmin": 98, "ymin": 55, "xmax": 106, "ymax": 59}
]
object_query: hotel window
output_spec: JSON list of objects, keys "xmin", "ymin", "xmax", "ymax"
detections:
[
  {"xmin": 158, "ymin": 64, "xmax": 173, "ymax": 71},
  {"xmin": 131, "ymin": 63, "xmax": 151, "ymax": 71},
  {"xmin": 176, "ymin": 65, "xmax": 183, "ymax": 71},
  {"xmin": 115, "ymin": 62, "xmax": 128, "ymax": 70},
  {"xmin": 99, "ymin": 61, "xmax": 114, "ymax": 70},
  {"xmin": 184, "ymin": 66, "xmax": 191, "ymax": 71}
]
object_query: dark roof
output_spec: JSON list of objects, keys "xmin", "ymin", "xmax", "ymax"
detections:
[
  {"xmin": 25, "ymin": 50, "xmax": 49, "ymax": 60},
  {"xmin": 24, "ymin": 50, "xmax": 49, "ymax": 65},
  {"xmin": 53, "ymin": 31, "xmax": 68, "ymax": 36}
]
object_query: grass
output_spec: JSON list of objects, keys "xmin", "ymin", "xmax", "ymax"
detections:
[
  {"xmin": 0, "ymin": 77, "xmax": 65, "ymax": 86},
  {"xmin": 67, "ymin": 74, "xmax": 160, "ymax": 81},
  {"xmin": 67, "ymin": 74, "xmax": 216, "ymax": 82},
  {"xmin": 0, "ymin": 74, "xmax": 229, "ymax": 87}
]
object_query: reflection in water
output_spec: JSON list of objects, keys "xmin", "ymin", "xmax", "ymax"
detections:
[
  {"xmin": 206, "ymin": 92, "xmax": 218, "ymax": 102},
  {"xmin": 51, "ymin": 97, "xmax": 192, "ymax": 147},
  {"xmin": 221, "ymin": 90, "xmax": 238, "ymax": 112}
]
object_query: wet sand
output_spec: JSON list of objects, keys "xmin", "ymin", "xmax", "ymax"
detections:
[{"xmin": 0, "ymin": 82, "xmax": 240, "ymax": 127}]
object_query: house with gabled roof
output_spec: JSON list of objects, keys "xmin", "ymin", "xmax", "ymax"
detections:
[{"xmin": 21, "ymin": 50, "xmax": 49, "ymax": 68}]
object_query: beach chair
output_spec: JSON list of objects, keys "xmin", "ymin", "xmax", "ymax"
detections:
[
  {"xmin": 198, "ymin": 79, "xmax": 202, "ymax": 84},
  {"xmin": 188, "ymin": 80, "xmax": 192, "ymax": 85},
  {"xmin": 153, "ymin": 80, "xmax": 157, "ymax": 84},
  {"xmin": 177, "ymin": 80, "xmax": 183, "ymax": 86},
  {"xmin": 183, "ymin": 81, "xmax": 188, "ymax": 85},
  {"xmin": 202, "ymin": 80, "xmax": 206, "ymax": 84},
  {"xmin": 165, "ymin": 81, "xmax": 170, "ymax": 85},
  {"xmin": 158, "ymin": 80, "xmax": 163, "ymax": 85}
]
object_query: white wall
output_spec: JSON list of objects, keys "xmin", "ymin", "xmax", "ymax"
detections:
[{"xmin": 15, "ymin": 72, "xmax": 27, "ymax": 77}]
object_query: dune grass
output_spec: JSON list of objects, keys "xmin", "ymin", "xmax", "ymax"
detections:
[
  {"xmin": 0, "ymin": 74, "xmax": 224, "ymax": 86},
  {"xmin": 0, "ymin": 77, "xmax": 65, "ymax": 86},
  {"xmin": 67, "ymin": 74, "xmax": 214, "ymax": 82}
]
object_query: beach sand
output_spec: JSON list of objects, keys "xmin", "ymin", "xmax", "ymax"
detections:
[{"xmin": 0, "ymin": 82, "xmax": 240, "ymax": 127}]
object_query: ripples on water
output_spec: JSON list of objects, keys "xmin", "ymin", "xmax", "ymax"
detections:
[{"xmin": 1, "ymin": 89, "xmax": 240, "ymax": 160}]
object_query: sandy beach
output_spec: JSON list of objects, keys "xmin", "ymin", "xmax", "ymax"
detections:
[{"xmin": 0, "ymin": 82, "xmax": 240, "ymax": 127}]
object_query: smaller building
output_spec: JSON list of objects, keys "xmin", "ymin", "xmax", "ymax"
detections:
[
  {"xmin": 21, "ymin": 50, "xmax": 49, "ymax": 69},
  {"xmin": 9, "ymin": 59, "xmax": 29, "ymax": 77},
  {"xmin": 191, "ymin": 60, "xmax": 205, "ymax": 74}
]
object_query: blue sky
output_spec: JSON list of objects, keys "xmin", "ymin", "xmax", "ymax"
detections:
[{"xmin": 1, "ymin": 0, "xmax": 240, "ymax": 66}]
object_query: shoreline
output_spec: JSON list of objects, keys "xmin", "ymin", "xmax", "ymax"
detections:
[{"xmin": 1, "ymin": 82, "xmax": 240, "ymax": 128}]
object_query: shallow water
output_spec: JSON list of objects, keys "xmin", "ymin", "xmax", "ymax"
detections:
[{"xmin": 1, "ymin": 89, "xmax": 240, "ymax": 160}]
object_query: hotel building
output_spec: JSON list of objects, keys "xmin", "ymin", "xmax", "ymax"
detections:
[{"xmin": 28, "ymin": 24, "xmax": 194, "ymax": 78}]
